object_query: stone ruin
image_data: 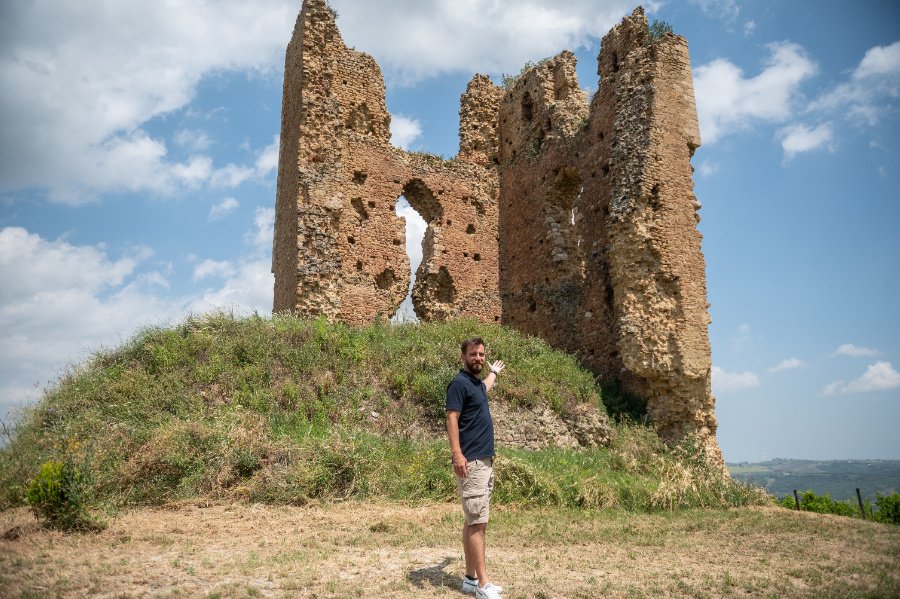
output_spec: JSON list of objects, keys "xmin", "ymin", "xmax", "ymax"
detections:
[{"xmin": 272, "ymin": 0, "xmax": 722, "ymax": 464}]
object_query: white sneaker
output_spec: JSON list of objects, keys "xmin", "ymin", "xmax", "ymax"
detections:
[
  {"xmin": 461, "ymin": 577, "xmax": 478, "ymax": 594},
  {"xmin": 475, "ymin": 583, "xmax": 503, "ymax": 599}
]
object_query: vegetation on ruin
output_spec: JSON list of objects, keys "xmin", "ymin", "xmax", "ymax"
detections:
[
  {"xmin": 0, "ymin": 313, "xmax": 769, "ymax": 519},
  {"xmin": 500, "ymin": 57, "xmax": 552, "ymax": 90},
  {"xmin": 408, "ymin": 149, "xmax": 457, "ymax": 167},
  {"xmin": 645, "ymin": 19, "xmax": 675, "ymax": 45}
]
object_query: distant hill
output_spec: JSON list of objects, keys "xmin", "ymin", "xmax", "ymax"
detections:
[{"xmin": 728, "ymin": 459, "xmax": 900, "ymax": 501}]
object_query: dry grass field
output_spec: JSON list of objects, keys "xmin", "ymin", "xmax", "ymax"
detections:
[{"xmin": 2, "ymin": 501, "xmax": 898, "ymax": 598}]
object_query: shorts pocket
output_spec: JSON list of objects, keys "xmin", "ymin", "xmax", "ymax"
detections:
[{"xmin": 463, "ymin": 494, "xmax": 486, "ymax": 519}]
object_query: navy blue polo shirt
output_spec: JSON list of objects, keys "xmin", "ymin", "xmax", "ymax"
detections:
[{"xmin": 446, "ymin": 369, "xmax": 495, "ymax": 461}]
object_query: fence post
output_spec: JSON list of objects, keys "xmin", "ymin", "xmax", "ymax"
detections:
[
  {"xmin": 856, "ymin": 488, "xmax": 867, "ymax": 520},
  {"xmin": 793, "ymin": 489, "xmax": 801, "ymax": 510}
]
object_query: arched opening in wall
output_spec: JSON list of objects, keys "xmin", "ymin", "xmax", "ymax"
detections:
[{"xmin": 392, "ymin": 195, "xmax": 427, "ymax": 323}]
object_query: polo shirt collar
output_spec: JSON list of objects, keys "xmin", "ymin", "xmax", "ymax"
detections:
[{"xmin": 459, "ymin": 368, "xmax": 482, "ymax": 383}]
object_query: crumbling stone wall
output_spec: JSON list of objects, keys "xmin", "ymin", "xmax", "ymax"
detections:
[
  {"xmin": 498, "ymin": 9, "xmax": 719, "ymax": 463},
  {"xmin": 273, "ymin": 0, "xmax": 502, "ymax": 324},
  {"xmin": 274, "ymin": 2, "xmax": 720, "ymax": 462}
]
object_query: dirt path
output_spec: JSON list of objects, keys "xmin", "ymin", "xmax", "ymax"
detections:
[{"xmin": 1, "ymin": 501, "xmax": 898, "ymax": 598}]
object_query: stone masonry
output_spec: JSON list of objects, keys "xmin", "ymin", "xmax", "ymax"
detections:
[
  {"xmin": 272, "ymin": 0, "xmax": 501, "ymax": 325},
  {"xmin": 273, "ymin": 1, "xmax": 721, "ymax": 463}
]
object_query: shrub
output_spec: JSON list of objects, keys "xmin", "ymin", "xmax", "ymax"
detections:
[
  {"xmin": 779, "ymin": 490, "xmax": 860, "ymax": 518},
  {"xmin": 26, "ymin": 460, "xmax": 103, "ymax": 531},
  {"xmin": 645, "ymin": 20, "xmax": 674, "ymax": 45},
  {"xmin": 874, "ymin": 492, "xmax": 900, "ymax": 525}
]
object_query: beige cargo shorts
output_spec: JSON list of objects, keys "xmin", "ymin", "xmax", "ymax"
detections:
[{"xmin": 456, "ymin": 457, "xmax": 494, "ymax": 526}]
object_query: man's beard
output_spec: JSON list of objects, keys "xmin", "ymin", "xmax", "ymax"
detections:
[{"xmin": 466, "ymin": 360, "xmax": 483, "ymax": 374}]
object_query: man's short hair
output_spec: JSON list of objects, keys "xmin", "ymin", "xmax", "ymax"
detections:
[{"xmin": 460, "ymin": 337, "xmax": 486, "ymax": 355}]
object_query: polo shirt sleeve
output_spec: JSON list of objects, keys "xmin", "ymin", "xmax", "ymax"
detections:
[{"xmin": 446, "ymin": 378, "xmax": 464, "ymax": 412}]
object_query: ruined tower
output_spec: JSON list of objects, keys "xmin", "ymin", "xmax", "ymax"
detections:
[
  {"xmin": 273, "ymin": 1, "xmax": 721, "ymax": 463},
  {"xmin": 272, "ymin": 0, "xmax": 502, "ymax": 324}
]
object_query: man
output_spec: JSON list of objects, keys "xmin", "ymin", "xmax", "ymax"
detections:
[{"xmin": 446, "ymin": 337, "xmax": 506, "ymax": 599}]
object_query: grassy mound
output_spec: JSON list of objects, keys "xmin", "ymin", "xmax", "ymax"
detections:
[{"xmin": 0, "ymin": 312, "xmax": 766, "ymax": 512}]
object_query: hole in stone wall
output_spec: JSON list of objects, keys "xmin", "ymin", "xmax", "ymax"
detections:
[
  {"xmin": 356, "ymin": 260, "xmax": 363, "ymax": 271},
  {"xmin": 474, "ymin": 253, "xmax": 481, "ymax": 261},
  {"xmin": 368, "ymin": 200, "xmax": 376, "ymax": 208},
  {"xmin": 522, "ymin": 92, "xmax": 534, "ymax": 122},
  {"xmin": 351, "ymin": 197, "xmax": 368, "ymax": 220},
  {"xmin": 347, "ymin": 235, "xmax": 355, "ymax": 245},
  {"xmin": 612, "ymin": 52, "xmax": 619, "ymax": 73},
  {"xmin": 353, "ymin": 171, "xmax": 368, "ymax": 184},
  {"xmin": 432, "ymin": 266, "xmax": 456, "ymax": 304},
  {"xmin": 466, "ymin": 224, "xmax": 476, "ymax": 234},
  {"xmin": 375, "ymin": 268, "xmax": 397, "ymax": 290},
  {"xmin": 393, "ymin": 195, "xmax": 427, "ymax": 322}
]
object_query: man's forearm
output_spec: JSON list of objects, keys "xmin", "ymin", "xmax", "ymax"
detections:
[
  {"xmin": 446, "ymin": 411, "xmax": 462, "ymax": 457},
  {"xmin": 483, "ymin": 371, "xmax": 497, "ymax": 392}
]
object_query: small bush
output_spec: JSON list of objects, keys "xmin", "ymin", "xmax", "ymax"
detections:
[
  {"xmin": 645, "ymin": 20, "xmax": 674, "ymax": 45},
  {"xmin": 874, "ymin": 492, "xmax": 900, "ymax": 525},
  {"xmin": 778, "ymin": 490, "xmax": 860, "ymax": 518},
  {"xmin": 26, "ymin": 460, "xmax": 103, "ymax": 531}
]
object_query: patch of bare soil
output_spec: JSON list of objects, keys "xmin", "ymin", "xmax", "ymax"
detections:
[{"xmin": 1, "ymin": 502, "xmax": 898, "ymax": 598}]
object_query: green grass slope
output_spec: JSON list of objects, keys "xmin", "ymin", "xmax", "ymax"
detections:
[{"xmin": 0, "ymin": 312, "xmax": 765, "ymax": 512}]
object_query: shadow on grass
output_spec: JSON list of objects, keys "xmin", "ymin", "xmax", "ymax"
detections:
[{"xmin": 408, "ymin": 556, "xmax": 460, "ymax": 592}]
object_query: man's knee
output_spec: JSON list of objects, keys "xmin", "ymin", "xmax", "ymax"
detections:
[{"xmin": 466, "ymin": 522, "xmax": 487, "ymax": 533}]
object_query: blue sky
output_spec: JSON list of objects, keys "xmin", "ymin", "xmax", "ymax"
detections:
[{"xmin": 1, "ymin": 0, "xmax": 898, "ymax": 463}]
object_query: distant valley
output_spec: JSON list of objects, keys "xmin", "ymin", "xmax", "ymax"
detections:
[{"xmin": 728, "ymin": 459, "xmax": 900, "ymax": 501}]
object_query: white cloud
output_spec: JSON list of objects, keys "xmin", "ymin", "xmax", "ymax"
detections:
[
  {"xmin": 0, "ymin": 217, "xmax": 275, "ymax": 418},
  {"xmin": 173, "ymin": 129, "xmax": 213, "ymax": 152},
  {"xmin": 0, "ymin": 227, "xmax": 181, "ymax": 418},
  {"xmin": 193, "ymin": 260, "xmax": 236, "ymax": 282},
  {"xmin": 811, "ymin": 41, "xmax": 900, "ymax": 126},
  {"xmin": 0, "ymin": 0, "xmax": 296, "ymax": 200},
  {"xmin": 779, "ymin": 122, "xmax": 835, "ymax": 160},
  {"xmin": 694, "ymin": 42, "xmax": 817, "ymax": 143},
  {"xmin": 854, "ymin": 41, "xmax": 900, "ymax": 80},
  {"xmin": 768, "ymin": 357, "xmax": 803, "ymax": 373},
  {"xmin": 255, "ymin": 135, "xmax": 280, "ymax": 176},
  {"xmin": 191, "ymin": 205, "xmax": 275, "ymax": 314},
  {"xmin": 390, "ymin": 115, "xmax": 423, "ymax": 150},
  {"xmin": 189, "ymin": 258, "xmax": 273, "ymax": 316},
  {"xmin": 712, "ymin": 366, "xmax": 761, "ymax": 394},
  {"xmin": 743, "ymin": 20, "xmax": 757, "ymax": 38},
  {"xmin": 330, "ymin": 0, "xmax": 657, "ymax": 83},
  {"xmin": 0, "ymin": 227, "xmax": 141, "ymax": 303},
  {"xmin": 395, "ymin": 197, "xmax": 428, "ymax": 273},
  {"xmin": 727, "ymin": 323, "xmax": 756, "ymax": 354},
  {"xmin": 823, "ymin": 362, "xmax": 900, "ymax": 396},
  {"xmin": 246, "ymin": 207, "xmax": 276, "ymax": 250},
  {"xmin": 697, "ymin": 161, "xmax": 720, "ymax": 178},
  {"xmin": 210, "ymin": 164, "xmax": 256, "ymax": 189},
  {"xmin": 833, "ymin": 343, "xmax": 879, "ymax": 357},
  {"xmin": 210, "ymin": 136, "xmax": 280, "ymax": 189},
  {"xmin": 209, "ymin": 197, "xmax": 240, "ymax": 221},
  {"xmin": 688, "ymin": 0, "xmax": 740, "ymax": 23},
  {"xmin": 171, "ymin": 155, "xmax": 214, "ymax": 187}
]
